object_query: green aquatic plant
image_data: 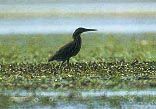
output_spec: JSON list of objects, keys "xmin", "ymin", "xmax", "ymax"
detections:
[{"xmin": 0, "ymin": 60, "xmax": 155, "ymax": 90}]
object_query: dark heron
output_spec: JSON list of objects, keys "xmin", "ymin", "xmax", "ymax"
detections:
[{"xmin": 48, "ymin": 27, "xmax": 97, "ymax": 66}]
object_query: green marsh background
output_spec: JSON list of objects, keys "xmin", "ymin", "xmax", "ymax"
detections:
[{"xmin": 0, "ymin": 0, "xmax": 156, "ymax": 109}]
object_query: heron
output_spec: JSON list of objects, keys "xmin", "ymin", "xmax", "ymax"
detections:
[{"xmin": 48, "ymin": 27, "xmax": 97, "ymax": 66}]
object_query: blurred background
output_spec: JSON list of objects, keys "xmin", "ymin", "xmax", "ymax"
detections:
[
  {"xmin": 0, "ymin": 0, "xmax": 156, "ymax": 34},
  {"xmin": 0, "ymin": 1, "xmax": 156, "ymax": 109}
]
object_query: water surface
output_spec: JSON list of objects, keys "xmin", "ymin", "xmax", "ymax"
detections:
[
  {"xmin": 0, "ymin": 1, "xmax": 156, "ymax": 34},
  {"xmin": 1, "ymin": 89, "xmax": 156, "ymax": 109}
]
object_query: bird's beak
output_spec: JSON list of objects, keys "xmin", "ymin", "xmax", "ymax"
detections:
[{"xmin": 85, "ymin": 28, "xmax": 97, "ymax": 32}]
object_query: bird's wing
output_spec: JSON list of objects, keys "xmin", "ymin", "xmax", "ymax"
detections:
[{"xmin": 51, "ymin": 41, "xmax": 75, "ymax": 61}]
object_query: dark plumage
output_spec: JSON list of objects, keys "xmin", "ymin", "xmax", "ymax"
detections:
[{"xmin": 48, "ymin": 27, "xmax": 97, "ymax": 66}]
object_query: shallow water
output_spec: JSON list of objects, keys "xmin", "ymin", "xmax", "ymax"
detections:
[
  {"xmin": 1, "ymin": 17, "xmax": 156, "ymax": 34},
  {"xmin": 3, "ymin": 89, "xmax": 156, "ymax": 97},
  {"xmin": 1, "ymin": 89, "xmax": 156, "ymax": 109},
  {"xmin": 0, "ymin": 1, "xmax": 156, "ymax": 34}
]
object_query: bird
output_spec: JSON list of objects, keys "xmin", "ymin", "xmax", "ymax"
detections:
[{"xmin": 48, "ymin": 27, "xmax": 97, "ymax": 66}]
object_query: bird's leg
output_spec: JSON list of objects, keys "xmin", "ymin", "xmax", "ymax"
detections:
[
  {"xmin": 66, "ymin": 59, "xmax": 70, "ymax": 68},
  {"xmin": 60, "ymin": 60, "xmax": 66, "ymax": 69},
  {"xmin": 67, "ymin": 59, "xmax": 69, "ymax": 66}
]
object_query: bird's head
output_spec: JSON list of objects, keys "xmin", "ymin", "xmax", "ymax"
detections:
[{"xmin": 73, "ymin": 27, "xmax": 97, "ymax": 39}]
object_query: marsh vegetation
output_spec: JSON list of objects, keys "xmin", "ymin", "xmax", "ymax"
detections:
[{"xmin": 0, "ymin": 33, "xmax": 155, "ymax": 108}]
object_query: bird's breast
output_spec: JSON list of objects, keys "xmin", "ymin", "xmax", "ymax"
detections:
[{"xmin": 72, "ymin": 38, "xmax": 81, "ymax": 56}]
